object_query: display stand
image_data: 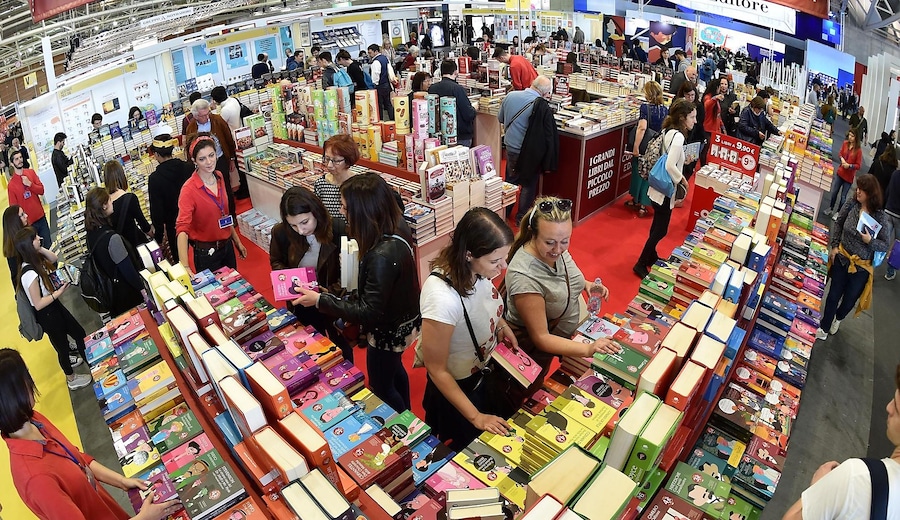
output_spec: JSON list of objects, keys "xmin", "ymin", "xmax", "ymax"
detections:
[
  {"xmin": 474, "ymin": 113, "xmax": 502, "ymax": 171},
  {"xmin": 540, "ymin": 123, "xmax": 635, "ymax": 225}
]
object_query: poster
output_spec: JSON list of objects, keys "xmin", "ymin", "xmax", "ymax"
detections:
[
  {"xmin": 706, "ymin": 132, "xmax": 760, "ymax": 177},
  {"xmin": 577, "ymin": 129, "xmax": 624, "ymax": 221},
  {"xmin": 225, "ymin": 43, "xmax": 250, "ymax": 70},
  {"xmin": 299, "ymin": 21, "xmax": 311, "ymax": 48},
  {"xmin": 192, "ymin": 44, "xmax": 219, "ymax": 77},
  {"xmin": 280, "ymin": 26, "xmax": 294, "ymax": 57},
  {"xmin": 254, "ymin": 37, "xmax": 278, "ymax": 62},
  {"xmin": 172, "ymin": 49, "xmax": 188, "ymax": 85},
  {"xmin": 602, "ymin": 16, "xmax": 625, "ymax": 57},
  {"xmin": 59, "ymin": 90, "xmax": 94, "ymax": 147},
  {"xmin": 647, "ymin": 22, "xmax": 686, "ymax": 64}
]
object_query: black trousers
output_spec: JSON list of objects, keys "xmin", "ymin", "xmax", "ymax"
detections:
[
  {"xmin": 423, "ymin": 373, "xmax": 485, "ymax": 451},
  {"xmin": 367, "ymin": 347, "xmax": 409, "ymax": 413},
  {"xmin": 376, "ymin": 85, "xmax": 394, "ymax": 121},
  {"xmin": 193, "ymin": 242, "xmax": 236, "ymax": 274},
  {"xmin": 637, "ymin": 198, "xmax": 673, "ymax": 269},
  {"xmin": 36, "ymin": 299, "xmax": 86, "ymax": 376}
]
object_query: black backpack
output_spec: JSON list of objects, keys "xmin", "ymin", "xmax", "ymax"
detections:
[
  {"xmin": 238, "ymin": 100, "xmax": 253, "ymax": 120},
  {"xmin": 81, "ymin": 230, "xmax": 116, "ymax": 313},
  {"xmin": 16, "ymin": 265, "xmax": 43, "ymax": 341}
]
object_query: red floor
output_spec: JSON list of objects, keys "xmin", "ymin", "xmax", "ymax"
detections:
[{"xmin": 230, "ymin": 179, "xmax": 696, "ymax": 419}]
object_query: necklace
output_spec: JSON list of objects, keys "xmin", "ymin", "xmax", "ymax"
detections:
[{"xmin": 201, "ymin": 174, "xmax": 217, "ymax": 187}]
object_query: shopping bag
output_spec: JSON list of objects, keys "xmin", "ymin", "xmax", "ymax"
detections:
[{"xmin": 888, "ymin": 239, "xmax": 900, "ymax": 270}]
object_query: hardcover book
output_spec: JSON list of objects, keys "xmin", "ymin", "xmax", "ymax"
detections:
[
  {"xmin": 686, "ymin": 446, "xmax": 736, "ymax": 483},
  {"xmin": 733, "ymin": 454, "xmax": 781, "ymax": 501},
  {"xmin": 591, "ymin": 346, "xmax": 650, "ymax": 390},
  {"xmin": 548, "ymin": 386, "xmax": 616, "ymax": 434},
  {"xmin": 170, "ymin": 449, "xmax": 227, "ymax": 490},
  {"xmin": 385, "ymin": 409, "xmax": 431, "ymax": 447},
  {"xmin": 108, "ymin": 311, "xmax": 145, "ymax": 346},
  {"xmin": 115, "ymin": 426, "xmax": 161, "ymax": 478}
]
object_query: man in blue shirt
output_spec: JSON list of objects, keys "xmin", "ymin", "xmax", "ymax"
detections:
[
  {"xmin": 427, "ymin": 60, "xmax": 476, "ymax": 147},
  {"xmin": 498, "ymin": 75, "xmax": 552, "ymax": 222}
]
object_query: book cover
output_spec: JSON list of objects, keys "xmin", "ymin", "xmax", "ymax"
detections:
[
  {"xmin": 489, "ymin": 342, "xmax": 541, "ymax": 387},
  {"xmin": 128, "ymin": 464, "xmax": 178, "ymax": 514},
  {"xmin": 857, "ymin": 210, "xmax": 882, "ymax": 239},
  {"xmin": 177, "ymin": 461, "xmax": 247, "ymax": 519},
  {"xmin": 746, "ymin": 435, "xmax": 786, "ymax": 471},
  {"xmin": 612, "ymin": 317, "xmax": 668, "ymax": 356},
  {"xmin": 161, "ymin": 432, "xmax": 215, "ymax": 474},
  {"xmin": 424, "ymin": 461, "xmax": 486, "ymax": 495},
  {"xmin": 338, "ymin": 428, "xmax": 410, "ymax": 488},
  {"xmin": 170, "ymin": 449, "xmax": 227, "ymax": 490},
  {"xmin": 115, "ymin": 334, "xmax": 161, "ymax": 376},
  {"xmin": 591, "ymin": 346, "xmax": 650, "ymax": 390},
  {"xmin": 266, "ymin": 307, "xmax": 298, "ymax": 332},
  {"xmin": 147, "ymin": 405, "xmax": 203, "ymax": 454},
  {"xmin": 301, "ymin": 390, "xmax": 358, "ymax": 432},
  {"xmin": 241, "ymin": 330, "xmax": 287, "ymax": 361},
  {"xmin": 86, "ymin": 335, "xmax": 115, "ymax": 365},
  {"xmin": 319, "ymin": 359, "xmax": 365, "ymax": 394},
  {"xmin": 642, "ymin": 489, "xmax": 710, "ymax": 520},
  {"xmin": 665, "ymin": 462, "xmax": 732, "ymax": 516},
  {"xmin": 115, "ymin": 426, "xmax": 161, "ymax": 478},
  {"xmin": 94, "ymin": 369, "xmax": 128, "ymax": 401},
  {"xmin": 453, "ymin": 439, "xmax": 527, "ymax": 508},
  {"xmin": 384, "ymin": 409, "xmax": 431, "ymax": 447},
  {"xmin": 263, "ymin": 351, "xmax": 317, "ymax": 394},
  {"xmin": 421, "ymin": 164, "xmax": 447, "ymax": 202},
  {"xmin": 575, "ymin": 316, "xmax": 621, "ymax": 342},
  {"xmin": 324, "ymin": 411, "xmax": 380, "ymax": 458},
  {"xmin": 548, "ymin": 386, "xmax": 616, "ymax": 435},
  {"xmin": 733, "ymin": 455, "xmax": 781, "ymax": 501},
  {"xmin": 215, "ymin": 496, "xmax": 268, "ymax": 520},
  {"xmin": 271, "ymin": 267, "xmax": 318, "ymax": 301},
  {"xmin": 411, "ymin": 435, "xmax": 455, "ymax": 486},
  {"xmin": 686, "ymin": 446, "xmax": 736, "ymax": 483},
  {"xmin": 697, "ymin": 426, "xmax": 747, "ymax": 469},
  {"xmin": 131, "ymin": 361, "xmax": 175, "ymax": 400},
  {"xmin": 108, "ymin": 311, "xmax": 145, "ymax": 346}
]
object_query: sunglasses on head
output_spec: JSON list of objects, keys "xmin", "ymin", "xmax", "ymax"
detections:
[{"xmin": 529, "ymin": 198, "xmax": 573, "ymax": 228}]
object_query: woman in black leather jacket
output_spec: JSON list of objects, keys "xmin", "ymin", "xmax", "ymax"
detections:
[{"xmin": 293, "ymin": 173, "xmax": 420, "ymax": 412}]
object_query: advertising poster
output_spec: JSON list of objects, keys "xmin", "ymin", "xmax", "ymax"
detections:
[
  {"xmin": 225, "ymin": 43, "xmax": 250, "ymax": 70},
  {"xmin": 280, "ymin": 26, "xmax": 294, "ymax": 57},
  {"xmin": 602, "ymin": 16, "xmax": 625, "ymax": 57},
  {"xmin": 254, "ymin": 37, "xmax": 278, "ymax": 63},
  {"xmin": 647, "ymin": 22, "xmax": 686, "ymax": 64},
  {"xmin": 172, "ymin": 48, "xmax": 188, "ymax": 85},
  {"xmin": 577, "ymin": 129, "xmax": 623, "ymax": 221},
  {"xmin": 59, "ymin": 90, "xmax": 94, "ymax": 146},
  {"xmin": 192, "ymin": 45, "xmax": 219, "ymax": 77}
]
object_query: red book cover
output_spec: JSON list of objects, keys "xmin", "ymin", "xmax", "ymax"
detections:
[
  {"xmin": 108, "ymin": 310, "xmax": 145, "ymax": 346},
  {"xmin": 747, "ymin": 435, "xmax": 786, "ymax": 471},
  {"xmin": 612, "ymin": 317, "xmax": 667, "ymax": 356},
  {"xmin": 161, "ymin": 432, "xmax": 214, "ymax": 473},
  {"xmin": 338, "ymin": 428, "xmax": 409, "ymax": 488}
]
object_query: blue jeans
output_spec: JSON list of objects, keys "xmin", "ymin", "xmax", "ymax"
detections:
[
  {"xmin": 886, "ymin": 213, "xmax": 900, "ymax": 277},
  {"xmin": 820, "ymin": 254, "xmax": 870, "ymax": 330},
  {"xmin": 828, "ymin": 175, "xmax": 853, "ymax": 212},
  {"xmin": 32, "ymin": 216, "xmax": 52, "ymax": 250}
]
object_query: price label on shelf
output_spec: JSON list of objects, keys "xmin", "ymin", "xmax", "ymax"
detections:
[{"xmin": 706, "ymin": 132, "xmax": 760, "ymax": 178}]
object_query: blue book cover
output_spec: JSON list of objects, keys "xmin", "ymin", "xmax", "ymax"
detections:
[
  {"xmin": 94, "ymin": 369, "xmax": 128, "ymax": 401},
  {"xmin": 300, "ymin": 390, "xmax": 357, "ymax": 431},
  {"xmin": 190, "ymin": 270, "xmax": 217, "ymax": 291},
  {"xmin": 725, "ymin": 327, "xmax": 747, "ymax": 360},
  {"xmin": 323, "ymin": 411, "xmax": 380, "ymax": 458},
  {"xmin": 411, "ymin": 435, "xmax": 455, "ymax": 486},
  {"xmin": 86, "ymin": 335, "xmax": 115, "ymax": 365},
  {"xmin": 366, "ymin": 402, "xmax": 398, "ymax": 427},
  {"xmin": 748, "ymin": 327, "xmax": 783, "ymax": 359},
  {"xmin": 214, "ymin": 411, "xmax": 243, "ymax": 448}
]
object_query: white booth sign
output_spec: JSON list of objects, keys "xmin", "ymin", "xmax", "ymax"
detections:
[{"xmin": 670, "ymin": 0, "xmax": 796, "ymax": 34}]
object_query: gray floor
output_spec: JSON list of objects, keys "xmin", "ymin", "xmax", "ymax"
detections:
[{"xmin": 56, "ymin": 115, "xmax": 898, "ymax": 518}]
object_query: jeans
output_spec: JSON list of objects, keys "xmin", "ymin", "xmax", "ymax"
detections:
[
  {"xmin": 886, "ymin": 213, "xmax": 900, "ymax": 276},
  {"xmin": 505, "ymin": 151, "xmax": 539, "ymax": 224},
  {"xmin": 193, "ymin": 242, "xmax": 237, "ymax": 273},
  {"xmin": 820, "ymin": 254, "xmax": 870, "ymax": 330},
  {"xmin": 828, "ymin": 175, "xmax": 853, "ymax": 212},
  {"xmin": 36, "ymin": 299, "xmax": 86, "ymax": 376},
  {"xmin": 457, "ymin": 139, "xmax": 473, "ymax": 148},
  {"xmin": 637, "ymin": 198, "xmax": 673, "ymax": 269},
  {"xmin": 367, "ymin": 347, "xmax": 410, "ymax": 413},
  {"xmin": 376, "ymin": 86, "xmax": 394, "ymax": 121},
  {"xmin": 32, "ymin": 216, "xmax": 52, "ymax": 250}
]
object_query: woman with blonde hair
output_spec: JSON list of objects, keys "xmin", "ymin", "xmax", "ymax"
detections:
[{"xmin": 628, "ymin": 81, "xmax": 668, "ymax": 217}]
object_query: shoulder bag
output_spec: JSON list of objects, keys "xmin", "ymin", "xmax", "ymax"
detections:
[
  {"xmin": 648, "ymin": 130, "xmax": 677, "ymax": 198},
  {"xmin": 861, "ymin": 458, "xmax": 889, "ymax": 520}
]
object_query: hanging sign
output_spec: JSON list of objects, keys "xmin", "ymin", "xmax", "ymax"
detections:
[
  {"xmin": 670, "ymin": 0, "xmax": 796, "ymax": 34},
  {"xmin": 706, "ymin": 132, "xmax": 760, "ymax": 178}
]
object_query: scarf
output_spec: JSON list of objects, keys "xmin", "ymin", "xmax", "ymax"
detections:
[{"xmin": 834, "ymin": 243, "xmax": 874, "ymax": 316}]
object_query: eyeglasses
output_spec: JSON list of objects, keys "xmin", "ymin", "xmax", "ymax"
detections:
[
  {"xmin": 323, "ymin": 156, "xmax": 345, "ymax": 165},
  {"xmin": 528, "ymin": 198, "xmax": 573, "ymax": 228}
]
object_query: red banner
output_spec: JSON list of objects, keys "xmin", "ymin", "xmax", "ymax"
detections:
[
  {"xmin": 768, "ymin": 0, "xmax": 827, "ymax": 19},
  {"xmin": 29, "ymin": 0, "xmax": 93, "ymax": 22},
  {"xmin": 706, "ymin": 133, "xmax": 760, "ymax": 178}
]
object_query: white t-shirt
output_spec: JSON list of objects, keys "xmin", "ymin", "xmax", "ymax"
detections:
[
  {"xmin": 219, "ymin": 97, "xmax": 242, "ymax": 131},
  {"xmin": 802, "ymin": 458, "xmax": 900, "ymax": 519},
  {"xmin": 420, "ymin": 273, "xmax": 503, "ymax": 380},
  {"xmin": 20, "ymin": 263, "xmax": 50, "ymax": 307}
]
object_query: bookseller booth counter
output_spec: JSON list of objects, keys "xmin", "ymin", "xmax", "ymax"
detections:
[
  {"xmin": 248, "ymin": 138, "xmax": 451, "ymax": 287},
  {"xmin": 540, "ymin": 121, "xmax": 637, "ymax": 225}
]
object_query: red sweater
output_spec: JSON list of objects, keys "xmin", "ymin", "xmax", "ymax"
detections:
[
  {"xmin": 509, "ymin": 55, "xmax": 539, "ymax": 91},
  {"xmin": 5, "ymin": 411, "xmax": 130, "ymax": 520},
  {"xmin": 7, "ymin": 169, "xmax": 46, "ymax": 223},
  {"xmin": 837, "ymin": 142, "xmax": 862, "ymax": 183},
  {"xmin": 703, "ymin": 94, "xmax": 724, "ymax": 135}
]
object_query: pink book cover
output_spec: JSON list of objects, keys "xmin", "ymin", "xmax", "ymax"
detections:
[
  {"xmin": 473, "ymin": 146, "xmax": 496, "ymax": 178},
  {"xmin": 161, "ymin": 433, "xmax": 214, "ymax": 474},
  {"xmin": 425, "ymin": 461, "xmax": 485, "ymax": 495},
  {"xmin": 290, "ymin": 381, "xmax": 333, "ymax": 410},
  {"xmin": 270, "ymin": 268, "xmax": 318, "ymax": 301},
  {"xmin": 281, "ymin": 327, "xmax": 317, "ymax": 355},
  {"xmin": 789, "ymin": 318, "xmax": 815, "ymax": 345},
  {"xmin": 204, "ymin": 287, "xmax": 237, "ymax": 307},
  {"xmin": 491, "ymin": 342, "xmax": 541, "ymax": 386},
  {"xmin": 319, "ymin": 360, "xmax": 365, "ymax": 391},
  {"xmin": 129, "ymin": 465, "xmax": 178, "ymax": 513},
  {"xmin": 263, "ymin": 353, "xmax": 317, "ymax": 393},
  {"xmin": 85, "ymin": 327, "xmax": 110, "ymax": 348},
  {"xmin": 108, "ymin": 312, "xmax": 146, "ymax": 347},
  {"xmin": 215, "ymin": 267, "xmax": 242, "ymax": 286}
]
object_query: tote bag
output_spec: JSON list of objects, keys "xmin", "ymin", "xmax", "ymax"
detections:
[{"xmin": 648, "ymin": 130, "xmax": 676, "ymax": 198}]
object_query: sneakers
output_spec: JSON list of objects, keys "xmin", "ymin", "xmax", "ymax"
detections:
[
  {"xmin": 832, "ymin": 212, "xmax": 839, "ymax": 221},
  {"xmin": 823, "ymin": 207, "xmax": 832, "ymax": 216},
  {"xmin": 830, "ymin": 319, "xmax": 841, "ymax": 335},
  {"xmin": 69, "ymin": 355, "xmax": 83, "ymax": 368},
  {"xmin": 815, "ymin": 328, "xmax": 828, "ymax": 341},
  {"xmin": 886, "ymin": 271, "xmax": 896, "ymax": 281},
  {"xmin": 67, "ymin": 374, "xmax": 92, "ymax": 390}
]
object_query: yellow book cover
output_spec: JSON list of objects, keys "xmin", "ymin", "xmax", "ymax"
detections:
[
  {"xmin": 548, "ymin": 387, "xmax": 616, "ymax": 435},
  {"xmin": 134, "ymin": 360, "xmax": 175, "ymax": 397}
]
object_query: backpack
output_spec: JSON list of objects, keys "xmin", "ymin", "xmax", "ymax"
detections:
[
  {"xmin": 81, "ymin": 230, "xmax": 116, "ymax": 314},
  {"xmin": 333, "ymin": 67, "xmax": 354, "ymax": 94},
  {"xmin": 648, "ymin": 130, "xmax": 676, "ymax": 197},
  {"xmin": 638, "ymin": 130, "xmax": 667, "ymax": 180},
  {"xmin": 362, "ymin": 69, "xmax": 375, "ymax": 89},
  {"xmin": 16, "ymin": 265, "xmax": 43, "ymax": 341},
  {"xmin": 238, "ymin": 100, "xmax": 253, "ymax": 120}
]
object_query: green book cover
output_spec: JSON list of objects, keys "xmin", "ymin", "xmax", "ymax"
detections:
[
  {"xmin": 639, "ymin": 277, "xmax": 674, "ymax": 303},
  {"xmin": 623, "ymin": 403, "xmax": 682, "ymax": 483},
  {"xmin": 721, "ymin": 492, "xmax": 754, "ymax": 519},
  {"xmin": 385, "ymin": 409, "xmax": 431, "ymax": 447},
  {"xmin": 171, "ymin": 449, "xmax": 227, "ymax": 491},
  {"xmin": 147, "ymin": 405, "xmax": 203, "ymax": 454},
  {"xmin": 588, "ymin": 436, "xmax": 609, "ymax": 461},
  {"xmin": 116, "ymin": 334, "xmax": 161, "ymax": 377},
  {"xmin": 634, "ymin": 468, "xmax": 667, "ymax": 511},
  {"xmin": 665, "ymin": 461, "xmax": 732, "ymax": 516},
  {"xmin": 686, "ymin": 445, "xmax": 736, "ymax": 484},
  {"xmin": 592, "ymin": 346, "xmax": 651, "ymax": 390}
]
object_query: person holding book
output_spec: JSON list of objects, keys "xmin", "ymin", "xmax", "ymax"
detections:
[
  {"xmin": 293, "ymin": 173, "xmax": 420, "ymax": 413},
  {"xmin": 13, "ymin": 227, "xmax": 91, "ymax": 390},
  {"xmin": 148, "ymin": 134, "xmax": 193, "ymax": 263},
  {"xmin": 3, "ymin": 204, "xmax": 27, "ymax": 288},
  {"xmin": 176, "ymin": 134, "xmax": 248, "ymax": 273},
  {"xmin": 104, "ymin": 160, "xmax": 153, "ymax": 250},
  {"xmin": 84, "ymin": 187, "xmax": 145, "ymax": 316},
  {"xmin": 270, "ymin": 186, "xmax": 352, "ymax": 362},
  {"xmin": 419, "ymin": 207, "xmax": 518, "ymax": 450},
  {"xmin": 816, "ymin": 174, "xmax": 889, "ymax": 341},
  {"xmin": 671, "ymin": 81, "xmax": 704, "ymax": 181},
  {"xmin": 499, "ymin": 197, "xmax": 618, "ymax": 417},
  {"xmin": 782, "ymin": 362, "xmax": 900, "ymax": 519},
  {"xmin": 627, "ymin": 81, "xmax": 668, "ymax": 217},
  {"xmin": 1, "ymin": 348, "xmax": 182, "ymax": 520},
  {"xmin": 736, "ymin": 96, "xmax": 780, "ymax": 146},
  {"xmin": 824, "ymin": 127, "xmax": 863, "ymax": 218},
  {"xmin": 314, "ymin": 134, "xmax": 360, "ymax": 226}
]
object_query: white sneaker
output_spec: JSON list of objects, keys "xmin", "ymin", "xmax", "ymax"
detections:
[
  {"xmin": 832, "ymin": 212, "xmax": 839, "ymax": 221},
  {"xmin": 815, "ymin": 328, "xmax": 828, "ymax": 341},
  {"xmin": 823, "ymin": 207, "xmax": 832, "ymax": 216},
  {"xmin": 886, "ymin": 271, "xmax": 896, "ymax": 281},
  {"xmin": 830, "ymin": 319, "xmax": 841, "ymax": 334},
  {"xmin": 67, "ymin": 374, "xmax": 92, "ymax": 390},
  {"xmin": 69, "ymin": 355, "xmax": 83, "ymax": 368}
]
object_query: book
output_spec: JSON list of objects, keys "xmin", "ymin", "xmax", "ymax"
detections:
[
  {"xmin": 128, "ymin": 464, "xmax": 178, "ymax": 514},
  {"xmin": 115, "ymin": 334, "xmax": 161, "ymax": 377},
  {"xmin": 592, "ymin": 346, "xmax": 650, "ymax": 390},
  {"xmin": 50, "ymin": 263, "xmax": 81, "ymax": 288},
  {"xmin": 176, "ymin": 460, "xmax": 247, "ymax": 519},
  {"xmin": 108, "ymin": 311, "xmax": 146, "ymax": 346},
  {"xmin": 489, "ymin": 342, "xmax": 542, "ymax": 387},
  {"xmin": 251, "ymin": 426, "xmax": 310, "ymax": 484},
  {"xmin": 301, "ymin": 390, "xmax": 358, "ymax": 432},
  {"xmin": 271, "ymin": 267, "xmax": 318, "ymax": 301},
  {"xmin": 642, "ymin": 489, "xmax": 710, "ymax": 520},
  {"xmin": 338, "ymin": 428, "xmax": 411, "ymax": 489},
  {"xmin": 421, "ymin": 163, "xmax": 447, "ymax": 202},
  {"xmin": 637, "ymin": 347, "xmax": 677, "ymax": 396},
  {"xmin": 733, "ymin": 454, "xmax": 781, "ymax": 501},
  {"xmin": 147, "ymin": 405, "xmax": 203, "ymax": 454},
  {"xmin": 424, "ymin": 461, "xmax": 486, "ymax": 496},
  {"xmin": 281, "ymin": 481, "xmax": 330, "ymax": 520},
  {"xmin": 604, "ymin": 392, "xmax": 660, "ymax": 471},
  {"xmin": 300, "ymin": 468, "xmax": 354, "ymax": 520},
  {"xmin": 661, "ymin": 322, "xmax": 699, "ymax": 364},
  {"xmin": 215, "ymin": 496, "xmax": 268, "ymax": 520},
  {"xmin": 220, "ymin": 375, "xmax": 267, "ymax": 439},
  {"xmin": 161, "ymin": 432, "xmax": 215, "ymax": 473},
  {"xmin": 570, "ymin": 465, "xmax": 637, "ymax": 520},
  {"xmin": 687, "ymin": 444, "xmax": 737, "ymax": 483},
  {"xmin": 245, "ymin": 361, "xmax": 293, "ymax": 420},
  {"xmin": 277, "ymin": 412, "xmax": 341, "ymax": 490},
  {"xmin": 857, "ymin": 210, "xmax": 882, "ymax": 239},
  {"xmin": 666, "ymin": 361, "xmax": 706, "ymax": 412},
  {"xmin": 384, "ymin": 409, "xmax": 431, "ymax": 447},
  {"xmin": 524, "ymin": 445, "xmax": 599, "ymax": 509},
  {"xmin": 624, "ymin": 402, "xmax": 682, "ymax": 483},
  {"xmin": 548, "ymin": 386, "xmax": 616, "ymax": 435},
  {"xmin": 521, "ymin": 494, "xmax": 565, "ymax": 519},
  {"xmin": 115, "ymin": 427, "xmax": 161, "ymax": 478},
  {"xmin": 324, "ymin": 411, "xmax": 380, "ymax": 458},
  {"xmin": 453, "ymin": 439, "xmax": 528, "ymax": 508},
  {"xmin": 665, "ymin": 461, "xmax": 732, "ymax": 516},
  {"xmin": 411, "ymin": 435, "xmax": 455, "ymax": 486},
  {"xmin": 131, "ymin": 361, "xmax": 175, "ymax": 401},
  {"xmin": 170, "ymin": 448, "xmax": 228, "ymax": 489}
]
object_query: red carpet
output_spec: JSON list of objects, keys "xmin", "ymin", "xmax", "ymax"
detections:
[{"xmin": 230, "ymin": 179, "xmax": 696, "ymax": 419}]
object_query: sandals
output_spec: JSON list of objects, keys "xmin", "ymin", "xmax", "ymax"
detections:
[
  {"xmin": 638, "ymin": 206, "xmax": 648, "ymax": 217},
  {"xmin": 625, "ymin": 199, "xmax": 638, "ymax": 208}
]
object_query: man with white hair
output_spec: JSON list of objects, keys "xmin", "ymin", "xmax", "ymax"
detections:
[
  {"xmin": 185, "ymin": 98, "xmax": 238, "ymax": 216},
  {"xmin": 669, "ymin": 65, "xmax": 698, "ymax": 95},
  {"xmin": 498, "ymin": 75, "xmax": 559, "ymax": 222}
]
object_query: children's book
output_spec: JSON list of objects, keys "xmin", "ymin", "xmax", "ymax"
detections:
[
  {"xmin": 147, "ymin": 404, "xmax": 203, "ymax": 454},
  {"xmin": 241, "ymin": 330, "xmax": 286, "ymax": 361},
  {"xmin": 128, "ymin": 464, "xmax": 178, "ymax": 514},
  {"xmin": 489, "ymin": 342, "xmax": 541, "ymax": 388},
  {"xmin": 270, "ymin": 268, "xmax": 318, "ymax": 301},
  {"xmin": 300, "ymin": 390, "xmax": 358, "ymax": 432},
  {"xmin": 411, "ymin": 436, "xmax": 455, "ymax": 486},
  {"xmin": 162, "ymin": 432, "xmax": 215, "ymax": 473},
  {"xmin": 385, "ymin": 410, "xmax": 431, "ymax": 447}
]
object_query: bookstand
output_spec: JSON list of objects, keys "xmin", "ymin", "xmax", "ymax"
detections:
[{"xmin": 139, "ymin": 308, "xmax": 276, "ymax": 519}]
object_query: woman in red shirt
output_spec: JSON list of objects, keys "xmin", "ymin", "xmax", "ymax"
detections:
[
  {"xmin": 1, "ymin": 348, "xmax": 180, "ymax": 520},
  {"xmin": 825, "ymin": 127, "xmax": 863, "ymax": 218},
  {"xmin": 176, "ymin": 133, "xmax": 247, "ymax": 273}
]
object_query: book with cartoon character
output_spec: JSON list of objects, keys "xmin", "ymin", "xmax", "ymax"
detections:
[
  {"xmin": 270, "ymin": 267, "xmax": 318, "ymax": 301},
  {"xmin": 301, "ymin": 390, "xmax": 358, "ymax": 432},
  {"xmin": 127, "ymin": 464, "xmax": 178, "ymax": 514},
  {"xmin": 385, "ymin": 409, "xmax": 431, "ymax": 447},
  {"xmin": 114, "ymin": 426, "xmax": 161, "ymax": 478},
  {"xmin": 410, "ymin": 435, "xmax": 455, "ymax": 486},
  {"xmin": 338, "ymin": 428, "xmax": 412, "ymax": 489},
  {"xmin": 453, "ymin": 439, "xmax": 528, "ymax": 508},
  {"xmin": 176, "ymin": 459, "xmax": 247, "ymax": 519},
  {"xmin": 665, "ymin": 462, "xmax": 732, "ymax": 516},
  {"xmin": 591, "ymin": 345, "xmax": 650, "ymax": 391},
  {"xmin": 548, "ymin": 386, "xmax": 617, "ymax": 435},
  {"xmin": 147, "ymin": 404, "xmax": 203, "ymax": 454},
  {"xmin": 733, "ymin": 454, "xmax": 781, "ymax": 501},
  {"xmin": 324, "ymin": 410, "xmax": 380, "ymax": 458},
  {"xmin": 687, "ymin": 446, "xmax": 736, "ymax": 484}
]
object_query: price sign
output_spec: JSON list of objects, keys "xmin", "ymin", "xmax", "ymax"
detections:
[{"xmin": 706, "ymin": 132, "xmax": 760, "ymax": 178}]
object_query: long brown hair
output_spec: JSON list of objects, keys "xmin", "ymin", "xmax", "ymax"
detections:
[
  {"xmin": 432, "ymin": 208, "xmax": 513, "ymax": 295},
  {"xmin": 663, "ymin": 98, "xmax": 696, "ymax": 134},
  {"xmin": 846, "ymin": 128, "xmax": 860, "ymax": 150},
  {"xmin": 277, "ymin": 186, "xmax": 334, "ymax": 262},
  {"xmin": 340, "ymin": 173, "xmax": 404, "ymax": 255},
  {"xmin": 103, "ymin": 160, "xmax": 128, "ymax": 192},
  {"xmin": 856, "ymin": 173, "xmax": 884, "ymax": 212},
  {"xmin": 508, "ymin": 196, "xmax": 572, "ymax": 263},
  {"xmin": 84, "ymin": 187, "xmax": 112, "ymax": 231},
  {"xmin": 2, "ymin": 205, "xmax": 25, "ymax": 258},
  {"xmin": 14, "ymin": 227, "xmax": 53, "ymax": 293}
]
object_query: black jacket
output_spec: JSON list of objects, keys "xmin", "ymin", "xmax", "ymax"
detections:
[
  {"xmin": 269, "ymin": 218, "xmax": 346, "ymax": 290},
  {"xmin": 668, "ymin": 71, "xmax": 688, "ymax": 95},
  {"xmin": 736, "ymin": 107, "xmax": 779, "ymax": 146},
  {"xmin": 51, "ymin": 149, "xmax": 72, "ymax": 185},
  {"xmin": 885, "ymin": 169, "xmax": 900, "ymax": 217},
  {"xmin": 516, "ymin": 97, "xmax": 559, "ymax": 181},
  {"xmin": 428, "ymin": 78, "xmax": 477, "ymax": 141},
  {"xmin": 111, "ymin": 192, "xmax": 151, "ymax": 250},
  {"xmin": 347, "ymin": 61, "xmax": 368, "ymax": 92},
  {"xmin": 148, "ymin": 158, "xmax": 193, "ymax": 257},
  {"xmin": 317, "ymin": 235, "xmax": 421, "ymax": 351},
  {"xmin": 86, "ymin": 227, "xmax": 143, "ymax": 316},
  {"xmin": 869, "ymin": 158, "xmax": 895, "ymax": 196}
]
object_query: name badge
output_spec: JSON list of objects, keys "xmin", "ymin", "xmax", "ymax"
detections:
[
  {"xmin": 23, "ymin": 190, "xmax": 31, "ymax": 199},
  {"xmin": 218, "ymin": 215, "xmax": 234, "ymax": 229}
]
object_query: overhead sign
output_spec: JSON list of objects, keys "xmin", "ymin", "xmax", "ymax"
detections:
[
  {"xmin": 671, "ymin": 0, "xmax": 796, "ymax": 34},
  {"xmin": 768, "ymin": 0, "xmax": 827, "ymax": 19},
  {"xmin": 206, "ymin": 26, "xmax": 278, "ymax": 50},
  {"xmin": 28, "ymin": 0, "xmax": 90, "ymax": 22}
]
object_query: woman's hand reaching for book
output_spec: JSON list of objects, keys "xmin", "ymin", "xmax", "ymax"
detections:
[
  {"xmin": 472, "ymin": 413, "xmax": 510, "ymax": 436},
  {"xmin": 292, "ymin": 287, "xmax": 320, "ymax": 308},
  {"xmin": 586, "ymin": 338, "xmax": 620, "ymax": 356}
]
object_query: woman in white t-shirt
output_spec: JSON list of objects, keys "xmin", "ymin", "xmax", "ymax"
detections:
[
  {"xmin": 14, "ymin": 227, "xmax": 90, "ymax": 390},
  {"xmin": 420, "ymin": 208, "xmax": 517, "ymax": 450}
]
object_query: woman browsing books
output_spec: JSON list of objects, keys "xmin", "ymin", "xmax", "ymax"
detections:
[
  {"xmin": 498, "ymin": 197, "xmax": 618, "ymax": 418},
  {"xmin": 314, "ymin": 134, "xmax": 360, "ymax": 226},
  {"xmin": 85, "ymin": 187, "xmax": 145, "ymax": 317},
  {"xmin": 419, "ymin": 208, "xmax": 517, "ymax": 450},
  {"xmin": 633, "ymin": 98, "xmax": 695, "ymax": 279},
  {"xmin": 176, "ymin": 134, "xmax": 247, "ymax": 273},
  {"xmin": 293, "ymin": 173, "xmax": 420, "ymax": 413},
  {"xmin": 0, "ymin": 348, "xmax": 182, "ymax": 520},
  {"xmin": 824, "ymin": 127, "xmax": 863, "ymax": 217},
  {"xmin": 816, "ymin": 174, "xmax": 889, "ymax": 341},
  {"xmin": 269, "ymin": 186, "xmax": 353, "ymax": 362},
  {"xmin": 627, "ymin": 81, "xmax": 668, "ymax": 217}
]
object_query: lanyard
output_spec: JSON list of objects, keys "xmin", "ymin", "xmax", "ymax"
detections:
[
  {"xmin": 201, "ymin": 177, "xmax": 226, "ymax": 217},
  {"xmin": 37, "ymin": 422, "xmax": 99, "ymax": 490}
]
